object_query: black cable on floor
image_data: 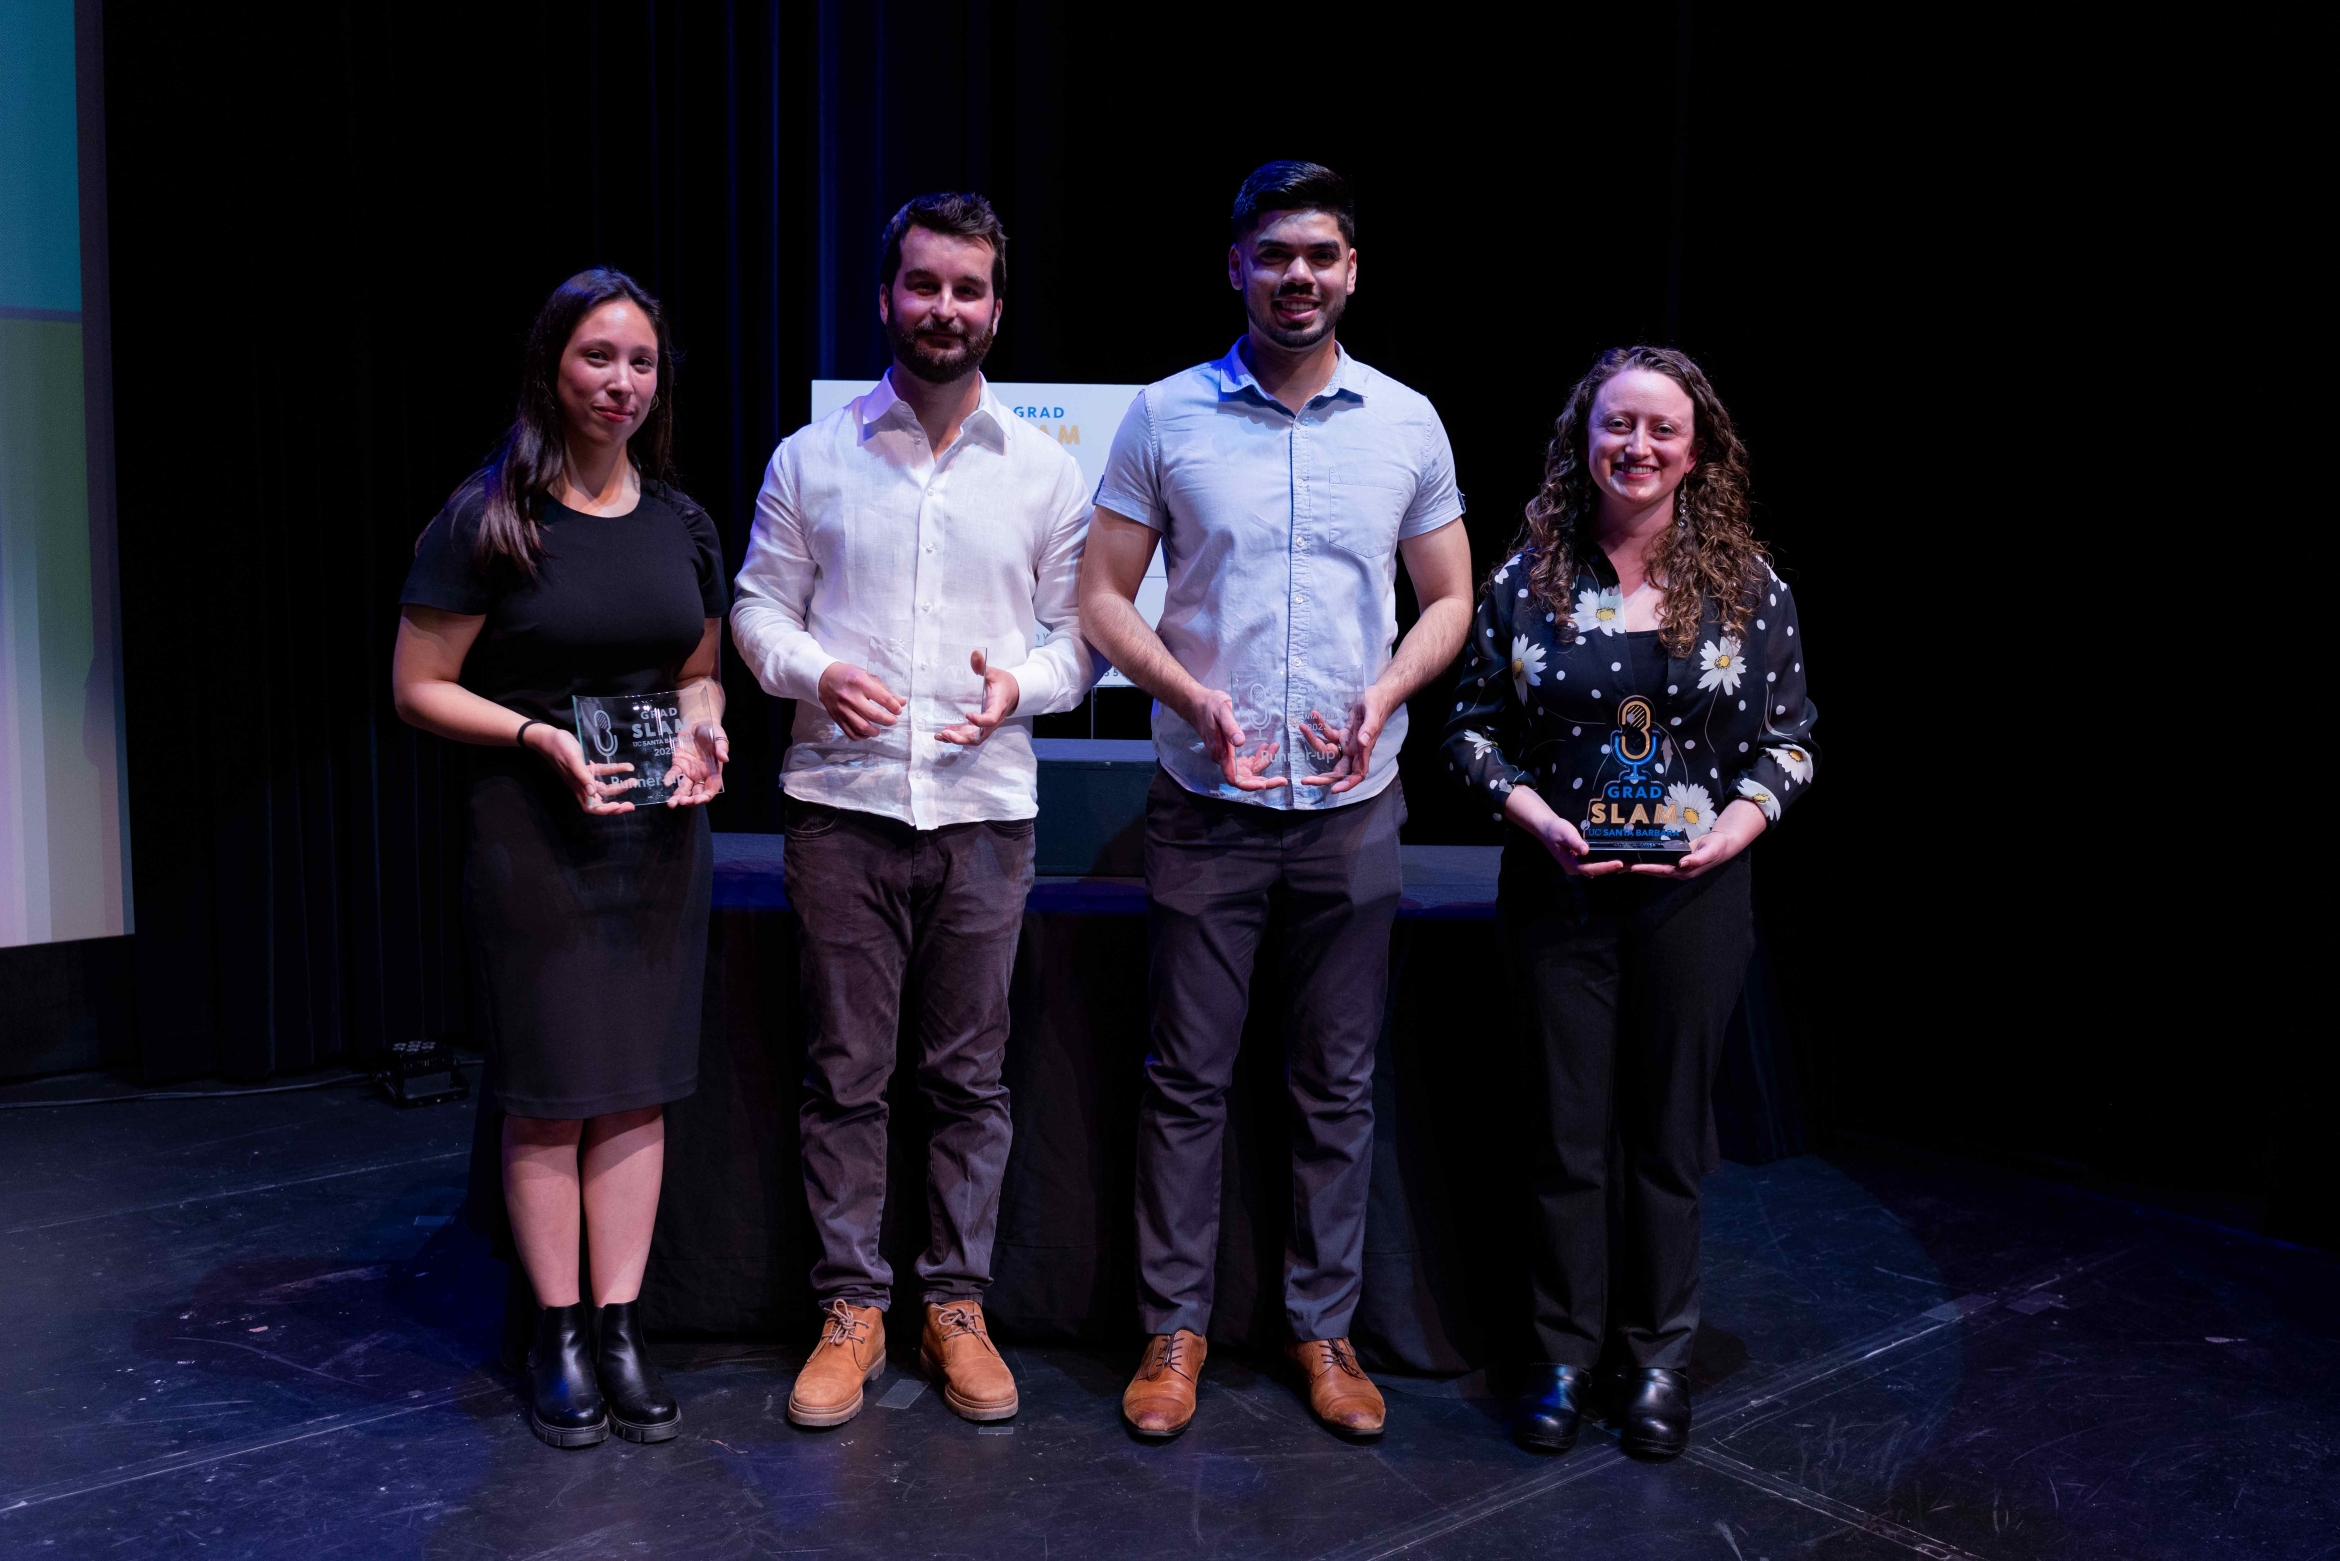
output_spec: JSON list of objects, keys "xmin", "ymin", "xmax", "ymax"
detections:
[{"xmin": 0, "ymin": 1071, "xmax": 384, "ymax": 1110}]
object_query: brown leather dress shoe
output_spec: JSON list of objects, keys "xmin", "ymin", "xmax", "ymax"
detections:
[
  {"xmin": 1287, "ymin": 1338, "xmax": 1385, "ymax": 1437},
  {"xmin": 786, "ymin": 1300, "xmax": 886, "ymax": 1428},
  {"xmin": 920, "ymin": 1300, "xmax": 1019, "ymax": 1422},
  {"xmin": 1122, "ymin": 1329, "xmax": 1207, "ymax": 1437}
]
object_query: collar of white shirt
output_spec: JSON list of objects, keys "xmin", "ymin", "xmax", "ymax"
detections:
[{"xmin": 856, "ymin": 368, "xmax": 1014, "ymax": 454}]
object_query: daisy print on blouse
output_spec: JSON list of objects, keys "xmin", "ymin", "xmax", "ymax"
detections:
[
  {"xmin": 1511, "ymin": 635, "xmax": 1547, "ymax": 704},
  {"xmin": 1767, "ymin": 744, "xmax": 1813, "ymax": 786},
  {"xmin": 1574, "ymin": 585, "xmax": 1627, "ymax": 637},
  {"xmin": 1439, "ymin": 548, "xmax": 1817, "ymax": 857},
  {"xmin": 1665, "ymin": 782, "xmax": 1718, "ymax": 840},
  {"xmin": 1698, "ymin": 635, "xmax": 1744, "ymax": 695}
]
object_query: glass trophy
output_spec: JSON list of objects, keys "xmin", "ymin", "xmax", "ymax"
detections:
[
  {"xmin": 571, "ymin": 691, "xmax": 686, "ymax": 806},
  {"xmin": 1580, "ymin": 695, "xmax": 1696, "ymax": 866}
]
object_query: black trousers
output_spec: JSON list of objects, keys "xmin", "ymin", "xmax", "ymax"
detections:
[
  {"xmin": 782, "ymin": 798, "xmax": 1035, "ymax": 1311},
  {"xmin": 1499, "ymin": 844, "xmax": 1754, "ymax": 1370},
  {"xmin": 1135, "ymin": 771, "xmax": 1404, "ymax": 1341}
]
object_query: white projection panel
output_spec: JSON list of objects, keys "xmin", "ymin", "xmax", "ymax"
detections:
[{"xmin": 808, "ymin": 380, "xmax": 1164, "ymax": 687}]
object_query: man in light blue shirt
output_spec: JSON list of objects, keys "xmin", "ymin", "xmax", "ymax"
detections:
[{"xmin": 1080, "ymin": 160, "xmax": 1473, "ymax": 1440}]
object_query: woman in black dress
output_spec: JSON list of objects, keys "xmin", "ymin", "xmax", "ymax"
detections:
[
  {"xmin": 392, "ymin": 269, "xmax": 728, "ymax": 1450},
  {"xmin": 1442, "ymin": 346, "xmax": 1817, "ymax": 1460}
]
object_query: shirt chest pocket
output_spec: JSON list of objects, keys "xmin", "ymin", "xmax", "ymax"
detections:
[
  {"xmin": 1315, "ymin": 448, "xmax": 1413, "ymax": 563},
  {"xmin": 1319, "ymin": 485, "xmax": 1407, "ymax": 566}
]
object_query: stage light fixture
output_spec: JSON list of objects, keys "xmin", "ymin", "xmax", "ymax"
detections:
[{"xmin": 376, "ymin": 1038, "xmax": 472, "ymax": 1109}]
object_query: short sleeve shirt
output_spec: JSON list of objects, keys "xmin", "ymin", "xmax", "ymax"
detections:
[
  {"xmin": 400, "ymin": 484, "xmax": 727, "ymax": 735},
  {"xmin": 1093, "ymin": 340, "xmax": 1464, "ymax": 808}
]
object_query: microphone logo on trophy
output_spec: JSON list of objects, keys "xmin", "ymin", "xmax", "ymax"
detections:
[{"xmin": 1581, "ymin": 695, "xmax": 1696, "ymax": 864}]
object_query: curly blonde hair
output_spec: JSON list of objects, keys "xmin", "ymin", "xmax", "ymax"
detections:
[{"xmin": 1517, "ymin": 345, "xmax": 1764, "ymax": 657}]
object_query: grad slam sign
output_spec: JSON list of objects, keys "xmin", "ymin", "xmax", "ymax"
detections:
[{"xmin": 808, "ymin": 381, "xmax": 1166, "ymax": 688}]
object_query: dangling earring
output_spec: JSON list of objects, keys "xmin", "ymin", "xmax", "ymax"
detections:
[{"xmin": 1675, "ymin": 486, "xmax": 1691, "ymax": 527}]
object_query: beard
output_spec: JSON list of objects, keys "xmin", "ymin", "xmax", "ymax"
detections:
[
  {"xmin": 889, "ymin": 309, "xmax": 997, "ymax": 385},
  {"xmin": 1248, "ymin": 282, "xmax": 1349, "ymax": 350}
]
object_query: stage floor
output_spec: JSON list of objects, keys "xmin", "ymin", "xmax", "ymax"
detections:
[{"xmin": 1, "ymin": 1074, "xmax": 2332, "ymax": 1559}]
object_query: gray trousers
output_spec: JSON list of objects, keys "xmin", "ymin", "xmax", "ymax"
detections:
[
  {"xmin": 783, "ymin": 798, "xmax": 1034, "ymax": 1310},
  {"xmin": 1135, "ymin": 770, "xmax": 1404, "ymax": 1341}
]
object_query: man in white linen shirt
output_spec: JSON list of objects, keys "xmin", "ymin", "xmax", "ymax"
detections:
[
  {"xmin": 1080, "ymin": 161, "xmax": 1474, "ymax": 1441},
  {"xmin": 731, "ymin": 192, "xmax": 1096, "ymax": 1431}
]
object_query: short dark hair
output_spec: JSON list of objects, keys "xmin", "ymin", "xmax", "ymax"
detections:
[
  {"xmin": 879, "ymin": 192, "xmax": 1009, "ymax": 297},
  {"xmin": 1230, "ymin": 160, "xmax": 1355, "ymax": 246}
]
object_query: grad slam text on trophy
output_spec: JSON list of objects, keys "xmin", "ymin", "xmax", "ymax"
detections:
[{"xmin": 572, "ymin": 691, "xmax": 686, "ymax": 806}]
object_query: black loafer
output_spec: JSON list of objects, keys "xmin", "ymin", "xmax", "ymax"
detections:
[
  {"xmin": 1609, "ymin": 1367, "xmax": 1691, "ymax": 1459},
  {"xmin": 1512, "ymin": 1364, "xmax": 1593, "ymax": 1454},
  {"xmin": 529, "ymin": 1302, "xmax": 608, "ymax": 1448},
  {"xmin": 596, "ymin": 1300, "xmax": 680, "ymax": 1443}
]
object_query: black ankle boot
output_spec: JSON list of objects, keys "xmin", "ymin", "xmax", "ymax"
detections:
[
  {"xmin": 1610, "ymin": 1367, "xmax": 1692, "ymax": 1459},
  {"xmin": 529, "ymin": 1302, "xmax": 608, "ymax": 1448},
  {"xmin": 1512, "ymin": 1364, "xmax": 1592, "ymax": 1454},
  {"xmin": 596, "ymin": 1300, "xmax": 679, "ymax": 1443}
]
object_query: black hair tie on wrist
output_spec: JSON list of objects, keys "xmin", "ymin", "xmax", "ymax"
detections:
[{"xmin": 515, "ymin": 718, "xmax": 542, "ymax": 749}]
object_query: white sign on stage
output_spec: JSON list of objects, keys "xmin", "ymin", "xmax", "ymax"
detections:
[{"xmin": 808, "ymin": 380, "xmax": 1165, "ymax": 688}]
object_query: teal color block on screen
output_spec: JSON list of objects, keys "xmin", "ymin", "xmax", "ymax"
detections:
[{"xmin": 0, "ymin": 0, "xmax": 81, "ymax": 314}]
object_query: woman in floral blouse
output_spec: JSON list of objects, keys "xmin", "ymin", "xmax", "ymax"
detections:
[{"xmin": 1441, "ymin": 345, "xmax": 1816, "ymax": 1462}]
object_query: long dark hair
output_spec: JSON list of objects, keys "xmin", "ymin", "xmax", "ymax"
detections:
[
  {"xmin": 459, "ymin": 268, "xmax": 678, "ymax": 575},
  {"xmin": 1516, "ymin": 345, "xmax": 1761, "ymax": 657}
]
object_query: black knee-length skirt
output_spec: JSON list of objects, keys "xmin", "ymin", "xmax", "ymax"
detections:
[{"xmin": 465, "ymin": 761, "xmax": 708, "ymax": 1118}]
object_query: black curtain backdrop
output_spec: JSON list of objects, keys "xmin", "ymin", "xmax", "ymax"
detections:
[{"xmin": 95, "ymin": 3, "xmax": 2316, "ymax": 1239}]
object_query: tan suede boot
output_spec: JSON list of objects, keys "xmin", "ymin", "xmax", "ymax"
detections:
[
  {"xmin": 1287, "ymin": 1337, "xmax": 1385, "ymax": 1437},
  {"xmin": 1122, "ymin": 1329, "xmax": 1207, "ymax": 1437},
  {"xmin": 786, "ymin": 1300, "xmax": 886, "ymax": 1428},
  {"xmin": 919, "ymin": 1300, "xmax": 1019, "ymax": 1422}
]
